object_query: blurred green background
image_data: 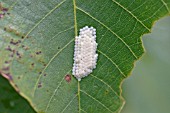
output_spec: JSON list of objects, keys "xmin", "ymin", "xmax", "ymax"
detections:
[
  {"xmin": 0, "ymin": 75, "xmax": 35, "ymax": 113},
  {"xmin": 122, "ymin": 16, "xmax": 170, "ymax": 113}
]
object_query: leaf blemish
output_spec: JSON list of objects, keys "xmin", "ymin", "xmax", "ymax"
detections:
[
  {"xmin": 31, "ymin": 63, "xmax": 34, "ymax": 66},
  {"xmin": 4, "ymin": 27, "xmax": 25, "ymax": 37},
  {"xmin": 2, "ymin": 67, "xmax": 9, "ymax": 71},
  {"xmin": 21, "ymin": 45, "xmax": 29, "ymax": 51},
  {"xmin": 16, "ymin": 51, "xmax": 22, "ymax": 58},
  {"xmin": 36, "ymin": 51, "xmax": 42, "ymax": 55},
  {"xmin": 4, "ymin": 61, "xmax": 9, "ymax": 64},
  {"xmin": 9, "ymin": 53, "xmax": 14, "ymax": 57},
  {"xmin": 18, "ymin": 76, "xmax": 21, "ymax": 79},
  {"xmin": 65, "ymin": 74, "xmax": 71, "ymax": 83},
  {"xmin": 0, "ymin": 3, "xmax": 9, "ymax": 19},
  {"xmin": 44, "ymin": 73, "xmax": 47, "ymax": 76},
  {"xmin": 38, "ymin": 82, "xmax": 42, "ymax": 88},
  {"xmin": 0, "ymin": 3, "xmax": 8, "ymax": 12},
  {"xmin": 6, "ymin": 46, "xmax": 12, "ymax": 52},
  {"xmin": 0, "ymin": 13, "xmax": 4, "ymax": 19},
  {"xmin": 10, "ymin": 39, "xmax": 21, "ymax": 46},
  {"xmin": 30, "ymin": 54, "xmax": 33, "ymax": 58},
  {"xmin": 3, "ymin": 27, "xmax": 6, "ymax": 31},
  {"xmin": 105, "ymin": 90, "xmax": 109, "ymax": 95}
]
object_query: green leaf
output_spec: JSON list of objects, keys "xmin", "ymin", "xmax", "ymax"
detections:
[
  {"xmin": 0, "ymin": 75, "xmax": 35, "ymax": 113},
  {"xmin": 0, "ymin": 0, "xmax": 169, "ymax": 113}
]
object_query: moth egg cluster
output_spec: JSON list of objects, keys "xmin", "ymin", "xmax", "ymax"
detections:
[{"xmin": 72, "ymin": 26, "xmax": 98, "ymax": 81}]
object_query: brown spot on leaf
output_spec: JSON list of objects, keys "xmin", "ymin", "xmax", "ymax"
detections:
[
  {"xmin": 4, "ymin": 27, "xmax": 25, "ymax": 37},
  {"xmin": 25, "ymin": 47, "xmax": 29, "ymax": 51},
  {"xmin": 16, "ymin": 51, "xmax": 20, "ymax": 55},
  {"xmin": 6, "ymin": 46, "xmax": 12, "ymax": 51},
  {"xmin": 44, "ymin": 74, "xmax": 47, "ymax": 76},
  {"xmin": 18, "ymin": 40, "xmax": 21, "ymax": 43},
  {"xmin": 65, "ymin": 74, "xmax": 71, "ymax": 83},
  {"xmin": 0, "ymin": 13, "xmax": 4, "ymax": 19},
  {"xmin": 38, "ymin": 82, "xmax": 42, "ymax": 88},
  {"xmin": 26, "ymin": 36, "xmax": 31, "ymax": 38},
  {"xmin": 9, "ymin": 53, "xmax": 14, "ymax": 57},
  {"xmin": 0, "ymin": 3, "xmax": 8, "ymax": 12},
  {"xmin": 5, "ymin": 61, "xmax": 9, "ymax": 64},
  {"xmin": 36, "ymin": 51, "xmax": 42, "ymax": 55},
  {"xmin": 21, "ymin": 45, "xmax": 29, "ymax": 51},
  {"xmin": 15, "ymin": 31, "xmax": 20, "ymax": 36},
  {"xmin": 16, "ymin": 51, "xmax": 22, "ymax": 58},
  {"xmin": 4, "ymin": 27, "xmax": 6, "ymax": 31},
  {"xmin": 30, "ymin": 54, "xmax": 33, "ymax": 58},
  {"xmin": 18, "ymin": 76, "xmax": 21, "ymax": 79},
  {"xmin": 12, "ymin": 49, "xmax": 15, "ymax": 53},
  {"xmin": 2, "ymin": 67, "xmax": 9, "ymax": 71},
  {"xmin": 0, "ymin": 3, "xmax": 9, "ymax": 19},
  {"xmin": 2, "ymin": 8, "xmax": 8, "ymax": 12},
  {"xmin": 105, "ymin": 90, "xmax": 109, "ymax": 95},
  {"xmin": 22, "ymin": 45, "xmax": 25, "ymax": 48},
  {"xmin": 31, "ymin": 63, "xmax": 34, "ymax": 66},
  {"xmin": 10, "ymin": 39, "xmax": 20, "ymax": 46}
]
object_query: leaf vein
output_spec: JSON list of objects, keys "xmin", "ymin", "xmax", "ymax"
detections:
[
  {"xmin": 80, "ymin": 90, "xmax": 114, "ymax": 113},
  {"xmin": 45, "ymin": 70, "xmax": 71, "ymax": 112},
  {"xmin": 142, "ymin": 5, "xmax": 164, "ymax": 22},
  {"xmin": 76, "ymin": 6, "xmax": 138, "ymax": 59},
  {"xmin": 61, "ymin": 94, "xmax": 77, "ymax": 113},
  {"xmin": 97, "ymin": 49, "xmax": 126, "ymax": 77},
  {"xmin": 48, "ymin": 26, "xmax": 74, "ymax": 42},
  {"xmin": 111, "ymin": 0, "xmax": 150, "ymax": 31},
  {"xmin": 80, "ymin": 109, "xmax": 88, "ymax": 113},
  {"xmin": 32, "ymin": 38, "xmax": 74, "ymax": 96},
  {"xmin": 8, "ymin": 0, "xmax": 67, "ymax": 83},
  {"xmin": 160, "ymin": 0, "xmax": 170, "ymax": 13},
  {"xmin": 90, "ymin": 74, "xmax": 120, "ymax": 97},
  {"xmin": 23, "ymin": 0, "xmax": 66, "ymax": 39}
]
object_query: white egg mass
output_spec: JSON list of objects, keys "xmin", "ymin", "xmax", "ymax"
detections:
[{"xmin": 72, "ymin": 26, "xmax": 98, "ymax": 81}]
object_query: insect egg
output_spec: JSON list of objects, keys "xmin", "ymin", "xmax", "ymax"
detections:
[{"xmin": 72, "ymin": 26, "xmax": 98, "ymax": 81}]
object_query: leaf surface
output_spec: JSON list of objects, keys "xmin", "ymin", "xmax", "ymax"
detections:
[{"xmin": 0, "ymin": 0, "xmax": 170, "ymax": 113}]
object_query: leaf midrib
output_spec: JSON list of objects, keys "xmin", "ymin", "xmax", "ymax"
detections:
[{"xmin": 72, "ymin": 0, "xmax": 81, "ymax": 112}]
